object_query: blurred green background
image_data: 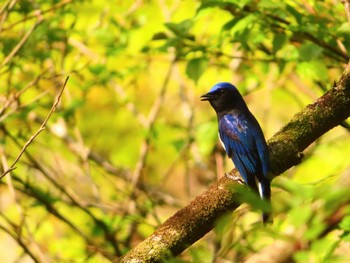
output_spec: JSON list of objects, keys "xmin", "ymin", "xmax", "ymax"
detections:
[{"xmin": 1, "ymin": 0, "xmax": 350, "ymax": 262}]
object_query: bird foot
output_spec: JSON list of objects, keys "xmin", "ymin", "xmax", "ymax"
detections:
[{"xmin": 224, "ymin": 172, "xmax": 245, "ymax": 184}]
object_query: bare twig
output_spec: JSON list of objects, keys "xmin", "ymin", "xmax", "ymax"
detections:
[
  {"xmin": 0, "ymin": 0, "xmax": 18, "ymax": 31},
  {"xmin": 0, "ymin": 76, "xmax": 69, "ymax": 180},
  {"xmin": 0, "ymin": 71, "xmax": 48, "ymax": 122},
  {"xmin": 0, "ymin": 0, "xmax": 15, "ymax": 15},
  {"xmin": 0, "ymin": 91, "xmax": 49, "ymax": 123}
]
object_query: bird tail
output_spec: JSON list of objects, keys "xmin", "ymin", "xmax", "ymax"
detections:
[{"xmin": 258, "ymin": 178, "xmax": 271, "ymax": 223}]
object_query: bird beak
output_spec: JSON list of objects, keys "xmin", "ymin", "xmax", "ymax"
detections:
[{"xmin": 200, "ymin": 93, "xmax": 212, "ymax": 101}]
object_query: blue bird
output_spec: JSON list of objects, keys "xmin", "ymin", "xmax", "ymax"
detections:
[{"xmin": 201, "ymin": 82, "xmax": 271, "ymax": 222}]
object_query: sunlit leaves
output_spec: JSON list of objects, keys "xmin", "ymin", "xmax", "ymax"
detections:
[
  {"xmin": 1, "ymin": 0, "xmax": 350, "ymax": 262},
  {"xmin": 296, "ymin": 61, "xmax": 328, "ymax": 81},
  {"xmin": 229, "ymin": 14, "xmax": 256, "ymax": 39}
]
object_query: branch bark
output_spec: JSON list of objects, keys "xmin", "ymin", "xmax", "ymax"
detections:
[{"xmin": 119, "ymin": 62, "xmax": 350, "ymax": 262}]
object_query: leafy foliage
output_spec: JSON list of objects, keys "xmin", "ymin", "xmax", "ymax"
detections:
[{"xmin": 0, "ymin": 0, "xmax": 350, "ymax": 262}]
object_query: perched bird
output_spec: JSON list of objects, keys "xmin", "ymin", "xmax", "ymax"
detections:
[{"xmin": 201, "ymin": 82, "xmax": 271, "ymax": 222}]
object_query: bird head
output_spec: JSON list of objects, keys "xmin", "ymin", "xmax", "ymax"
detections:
[{"xmin": 201, "ymin": 82, "xmax": 246, "ymax": 114}]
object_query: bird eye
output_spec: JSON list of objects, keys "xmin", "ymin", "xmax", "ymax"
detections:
[{"xmin": 220, "ymin": 89, "xmax": 225, "ymax": 94}]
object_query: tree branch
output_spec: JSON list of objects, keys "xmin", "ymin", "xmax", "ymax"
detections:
[{"xmin": 119, "ymin": 62, "xmax": 350, "ymax": 262}]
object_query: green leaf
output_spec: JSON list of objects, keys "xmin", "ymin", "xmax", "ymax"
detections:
[
  {"xmin": 294, "ymin": 251, "xmax": 311, "ymax": 262},
  {"xmin": 186, "ymin": 57, "xmax": 208, "ymax": 83},
  {"xmin": 337, "ymin": 22, "xmax": 350, "ymax": 34},
  {"xmin": 232, "ymin": 0, "xmax": 253, "ymax": 8},
  {"xmin": 165, "ymin": 19, "xmax": 193, "ymax": 38},
  {"xmin": 88, "ymin": 64, "xmax": 107, "ymax": 75},
  {"xmin": 172, "ymin": 139, "xmax": 185, "ymax": 153},
  {"xmin": 289, "ymin": 204, "xmax": 313, "ymax": 227},
  {"xmin": 286, "ymin": 4, "xmax": 303, "ymax": 24},
  {"xmin": 296, "ymin": 60, "xmax": 328, "ymax": 81},
  {"xmin": 340, "ymin": 232, "xmax": 350, "ymax": 242},
  {"xmin": 222, "ymin": 18, "xmax": 240, "ymax": 31},
  {"xmin": 197, "ymin": 1, "xmax": 240, "ymax": 13},
  {"xmin": 152, "ymin": 32, "xmax": 168, "ymax": 40},
  {"xmin": 299, "ymin": 43, "xmax": 323, "ymax": 61},
  {"xmin": 234, "ymin": 184, "xmax": 271, "ymax": 213},
  {"xmin": 258, "ymin": 0, "xmax": 285, "ymax": 10},
  {"xmin": 273, "ymin": 33, "xmax": 288, "ymax": 53},
  {"xmin": 310, "ymin": 239, "xmax": 335, "ymax": 261},
  {"xmin": 304, "ymin": 219, "xmax": 325, "ymax": 240},
  {"xmin": 339, "ymin": 216, "xmax": 350, "ymax": 231},
  {"xmin": 230, "ymin": 14, "xmax": 256, "ymax": 37}
]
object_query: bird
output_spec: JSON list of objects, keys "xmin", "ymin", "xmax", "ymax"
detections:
[{"xmin": 201, "ymin": 82, "xmax": 271, "ymax": 222}]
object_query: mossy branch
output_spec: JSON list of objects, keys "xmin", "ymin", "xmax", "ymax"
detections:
[{"xmin": 119, "ymin": 62, "xmax": 350, "ymax": 262}]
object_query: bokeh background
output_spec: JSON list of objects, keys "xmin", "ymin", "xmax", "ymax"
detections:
[{"xmin": 1, "ymin": 0, "xmax": 350, "ymax": 262}]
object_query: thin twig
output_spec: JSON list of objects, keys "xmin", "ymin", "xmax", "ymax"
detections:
[
  {"xmin": 0, "ymin": 0, "xmax": 18, "ymax": 31},
  {"xmin": 7, "ymin": 174, "xmax": 114, "ymax": 260},
  {"xmin": 0, "ymin": 18, "xmax": 43, "ymax": 69},
  {"xmin": 1, "ymin": 0, "xmax": 73, "ymax": 32},
  {"xmin": 2, "ymin": 123, "xmax": 122, "ymax": 256},
  {"xmin": 0, "ymin": 90, "xmax": 49, "ymax": 123},
  {"xmin": 0, "ymin": 71, "xmax": 49, "ymax": 123},
  {"xmin": 0, "ymin": 76, "xmax": 69, "ymax": 180},
  {"xmin": 0, "ymin": 0, "xmax": 15, "ymax": 15}
]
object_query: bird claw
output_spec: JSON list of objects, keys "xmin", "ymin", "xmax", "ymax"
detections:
[{"xmin": 224, "ymin": 172, "xmax": 244, "ymax": 184}]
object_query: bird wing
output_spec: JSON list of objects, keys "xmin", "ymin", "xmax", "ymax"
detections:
[
  {"xmin": 254, "ymin": 129, "xmax": 270, "ymax": 178},
  {"xmin": 218, "ymin": 114, "xmax": 261, "ymax": 185}
]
